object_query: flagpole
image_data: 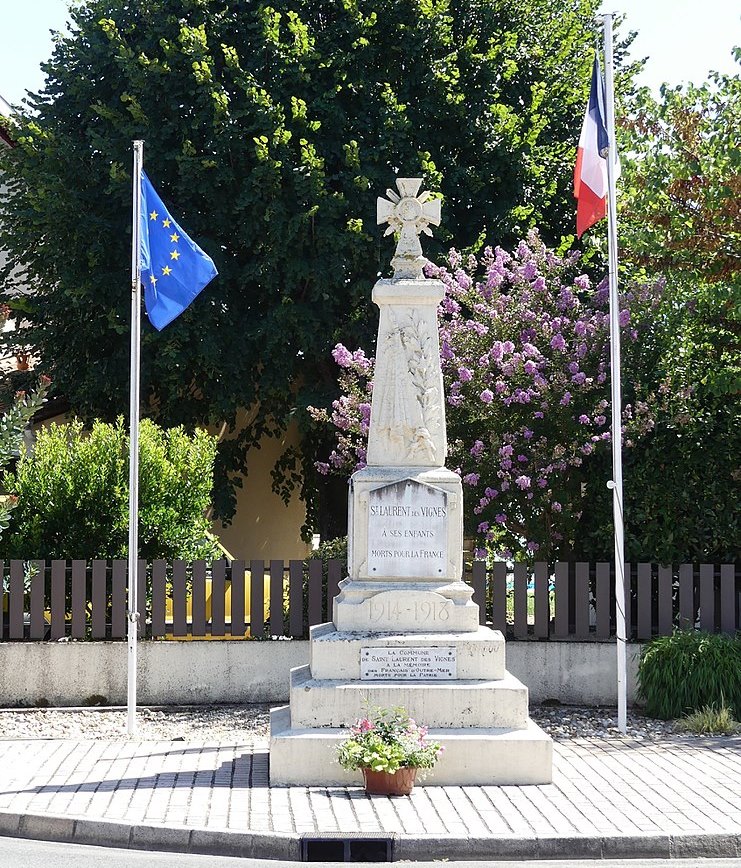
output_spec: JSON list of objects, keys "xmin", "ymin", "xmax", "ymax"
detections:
[
  {"xmin": 127, "ymin": 140, "xmax": 144, "ymax": 737},
  {"xmin": 601, "ymin": 14, "xmax": 627, "ymax": 734}
]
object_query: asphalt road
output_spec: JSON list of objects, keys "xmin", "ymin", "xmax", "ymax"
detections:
[{"xmin": 1, "ymin": 837, "xmax": 740, "ymax": 868}]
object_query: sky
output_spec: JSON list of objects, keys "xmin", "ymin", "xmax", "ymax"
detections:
[{"xmin": 0, "ymin": 0, "xmax": 739, "ymax": 109}]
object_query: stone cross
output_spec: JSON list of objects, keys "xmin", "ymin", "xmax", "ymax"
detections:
[{"xmin": 377, "ymin": 178, "xmax": 441, "ymax": 280}]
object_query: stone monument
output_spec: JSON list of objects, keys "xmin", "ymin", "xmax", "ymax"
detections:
[{"xmin": 270, "ymin": 178, "xmax": 552, "ymax": 786}]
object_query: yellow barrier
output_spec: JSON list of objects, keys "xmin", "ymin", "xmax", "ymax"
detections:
[{"xmin": 163, "ymin": 568, "xmax": 272, "ymax": 640}]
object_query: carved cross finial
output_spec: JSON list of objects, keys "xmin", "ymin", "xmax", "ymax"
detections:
[{"xmin": 377, "ymin": 178, "xmax": 441, "ymax": 280}]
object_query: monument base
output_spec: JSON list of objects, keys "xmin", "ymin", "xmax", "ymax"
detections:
[
  {"xmin": 270, "ymin": 705, "xmax": 552, "ymax": 787},
  {"xmin": 269, "ymin": 623, "xmax": 553, "ymax": 787}
]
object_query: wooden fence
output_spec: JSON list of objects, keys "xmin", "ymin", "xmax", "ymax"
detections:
[{"xmin": 1, "ymin": 559, "xmax": 738, "ymax": 642}]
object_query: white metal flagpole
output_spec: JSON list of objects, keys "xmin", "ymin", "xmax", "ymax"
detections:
[
  {"xmin": 601, "ymin": 14, "xmax": 628, "ymax": 734},
  {"xmin": 127, "ymin": 140, "xmax": 144, "ymax": 737}
]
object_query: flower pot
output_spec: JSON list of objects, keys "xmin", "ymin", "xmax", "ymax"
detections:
[{"xmin": 362, "ymin": 767, "xmax": 417, "ymax": 796}]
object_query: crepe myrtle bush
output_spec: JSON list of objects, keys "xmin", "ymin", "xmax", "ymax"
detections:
[{"xmin": 309, "ymin": 230, "xmax": 662, "ymax": 560}]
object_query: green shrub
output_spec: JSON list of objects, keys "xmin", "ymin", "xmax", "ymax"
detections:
[
  {"xmin": 4, "ymin": 417, "xmax": 221, "ymax": 560},
  {"xmin": 637, "ymin": 631, "xmax": 741, "ymax": 720}
]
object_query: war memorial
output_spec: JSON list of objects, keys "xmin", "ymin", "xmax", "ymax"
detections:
[{"xmin": 269, "ymin": 178, "xmax": 552, "ymax": 786}]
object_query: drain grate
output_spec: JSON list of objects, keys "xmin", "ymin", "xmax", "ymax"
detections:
[{"xmin": 301, "ymin": 836, "xmax": 393, "ymax": 862}]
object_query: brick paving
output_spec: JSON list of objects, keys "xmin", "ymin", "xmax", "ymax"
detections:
[{"xmin": 0, "ymin": 735, "xmax": 739, "ymax": 859}]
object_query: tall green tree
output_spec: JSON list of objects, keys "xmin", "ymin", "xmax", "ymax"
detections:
[
  {"xmin": 574, "ymin": 56, "xmax": 741, "ymax": 563},
  {"xmin": 0, "ymin": 0, "xmax": 614, "ymax": 529}
]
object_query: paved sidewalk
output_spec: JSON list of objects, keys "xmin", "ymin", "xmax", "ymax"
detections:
[{"xmin": 0, "ymin": 736, "xmax": 739, "ymax": 861}]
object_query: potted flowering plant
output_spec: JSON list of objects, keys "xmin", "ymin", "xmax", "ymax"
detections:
[{"xmin": 337, "ymin": 706, "xmax": 443, "ymax": 795}]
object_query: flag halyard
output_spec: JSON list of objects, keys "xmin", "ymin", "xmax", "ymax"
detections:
[{"xmin": 139, "ymin": 172, "xmax": 217, "ymax": 330}]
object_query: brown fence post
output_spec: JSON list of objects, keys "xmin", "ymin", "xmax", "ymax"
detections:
[
  {"xmin": 150, "ymin": 560, "xmax": 167, "ymax": 638},
  {"xmin": 9, "ymin": 560, "xmax": 25, "ymax": 640},
  {"xmin": 720, "ymin": 564, "xmax": 736, "ymax": 635},
  {"xmin": 70, "ymin": 560, "xmax": 87, "ymax": 639},
  {"xmin": 211, "ymin": 560, "xmax": 226, "ymax": 637},
  {"xmin": 491, "ymin": 561, "xmax": 507, "ymax": 632},
  {"xmin": 191, "ymin": 560, "xmax": 207, "ymax": 637},
  {"xmin": 29, "ymin": 560, "xmax": 46, "ymax": 640},
  {"xmin": 512, "ymin": 562, "xmax": 528, "ymax": 639},
  {"xmin": 91, "ymin": 560, "xmax": 107, "ymax": 639},
  {"xmin": 471, "ymin": 560, "xmax": 486, "ymax": 626},
  {"xmin": 533, "ymin": 561, "xmax": 549, "ymax": 639},
  {"xmin": 269, "ymin": 559, "xmax": 285, "ymax": 636},
  {"xmin": 171, "ymin": 560, "xmax": 188, "ymax": 637},
  {"xmin": 111, "ymin": 560, "xmax": 127, "ymax": 639},
  {"xmin": 574, "ymin": 562, "xmax": 590, "ymax": 638},
  {"xmin": 49, "ymin": 560, "xmax": 66, "ymax": 640}
]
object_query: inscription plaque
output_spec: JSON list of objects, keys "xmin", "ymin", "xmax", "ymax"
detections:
[
  {"xmin": 360, "ymin": 646, "xmax": 457, "ymax": 680},
  {"xmin": 367, "ymin": 479, "xmax": 448, "ymax": 579}
]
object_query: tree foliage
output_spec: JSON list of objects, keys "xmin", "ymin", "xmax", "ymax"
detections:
[
  {"xmin": 584, "ymin": 54, "xmax": 741, "ymax": 563},
  {"xmin": 3, "ymin": 417, "xmax": 221, "ymax": 560},
  {"xmin": 619, "ymin": 55, "xmax": 740, "ymax": 400},
  {"xmin": 0, "ymin": 0, "xmax": 611, "ymax": 527}
]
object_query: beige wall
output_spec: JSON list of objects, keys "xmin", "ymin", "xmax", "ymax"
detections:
[{"xmin": 214, "ymin": 418, "xmax": 310, "ymax": 562}]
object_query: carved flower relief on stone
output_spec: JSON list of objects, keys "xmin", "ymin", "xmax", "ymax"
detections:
[{"xmin": 374, "ymin": 309, "xmax": 442, "ymax": 463}]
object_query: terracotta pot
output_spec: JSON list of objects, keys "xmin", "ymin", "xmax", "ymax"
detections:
[{"xmin": 362, "ymin": 767, "xmax": 417, "ymax": 796}]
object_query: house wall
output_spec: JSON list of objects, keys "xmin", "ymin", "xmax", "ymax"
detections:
[{"xmin": 214, "ymin": 414, "xmax": 310, "ymax": 562}]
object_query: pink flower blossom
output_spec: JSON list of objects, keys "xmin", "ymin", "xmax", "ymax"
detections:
[{"xmin": 331, "ymin": 343, "xmax": 353, "ymax": 367}]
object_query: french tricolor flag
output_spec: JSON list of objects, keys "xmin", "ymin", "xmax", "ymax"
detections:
[{"xmin": 574, "ymin": 55, "xmax": 614, "ymax": 237}]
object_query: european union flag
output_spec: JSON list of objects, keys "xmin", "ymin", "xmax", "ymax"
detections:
[{"xmin": 139, "ymin": 172, "xmax": 217, "ymax": 330}]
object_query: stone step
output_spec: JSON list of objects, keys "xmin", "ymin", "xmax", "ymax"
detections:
[
  {"xmin": 287, "ymin": 664, "xmax": 529, "ymax": 729},
  {"xmin": 310, "ymin": 622, "xmax": 506, "ymax": 681},
  {"xmin": 269, "ymin": 705, "xmax": 553, "ymax": 787}
]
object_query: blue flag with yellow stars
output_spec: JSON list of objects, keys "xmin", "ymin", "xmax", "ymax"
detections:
[{"xmin": 139, "ymin": 172, "xmax": 217, "ymax": 330}]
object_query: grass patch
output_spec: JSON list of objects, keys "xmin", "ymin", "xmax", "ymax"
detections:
[{"xmin": 676, "ymin": 703, "xmax": 740, "ymax": 735}]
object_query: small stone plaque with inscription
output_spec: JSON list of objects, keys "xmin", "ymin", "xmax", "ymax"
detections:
[
  {"xmin": 367, "ymin": 479, "xmax": 448, "ymax": 579},
  {"xmin": 360, "ymin": 646, "xmax": 457, "ymax": 680}
]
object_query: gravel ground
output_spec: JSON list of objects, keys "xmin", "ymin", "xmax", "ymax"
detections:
[{"xmin": 0, "ymin": 703, "xmax": 718, "ymax": 742}]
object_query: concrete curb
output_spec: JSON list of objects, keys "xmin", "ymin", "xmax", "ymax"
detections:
[{"xmin": 0, "ymin": 809, "xmax": 739, "ymax": 861}]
